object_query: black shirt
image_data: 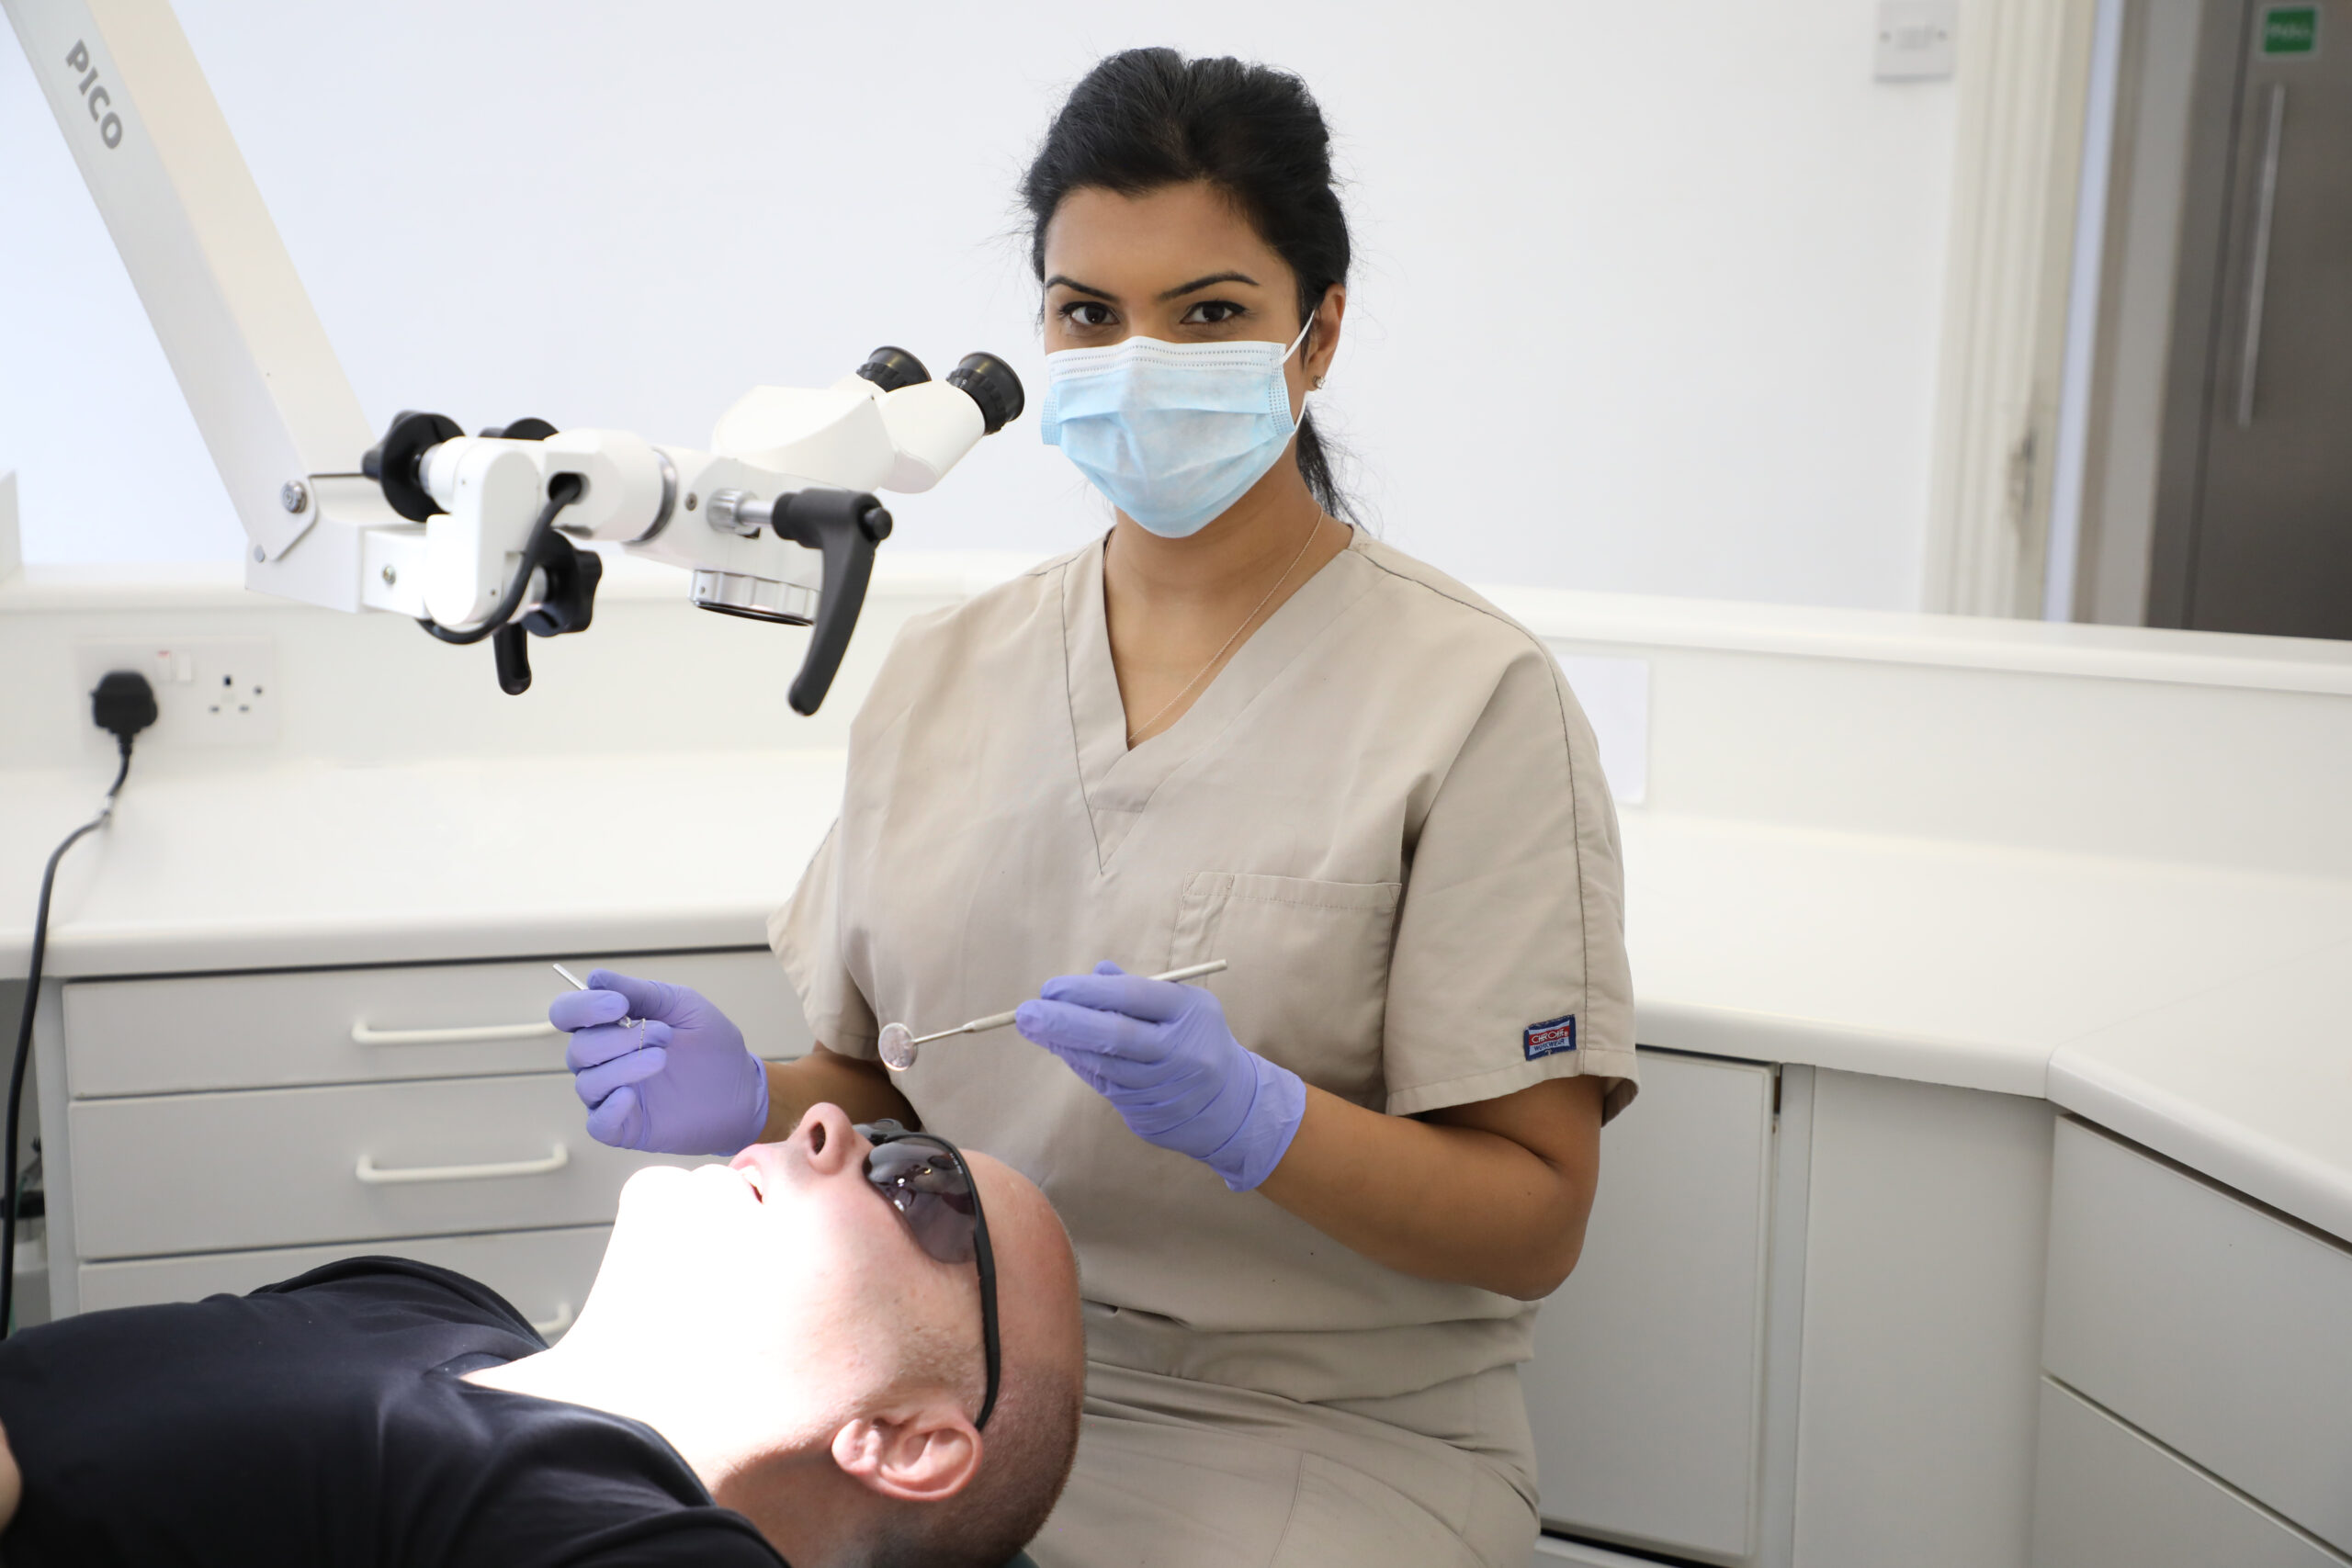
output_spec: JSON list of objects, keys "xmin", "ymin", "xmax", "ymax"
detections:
[{"xmin": 0, "ymin": 1257, "xmax": 786, "ymax": 1567}]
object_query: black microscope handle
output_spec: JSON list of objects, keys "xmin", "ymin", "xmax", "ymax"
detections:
[
  {"xmin": 770, "ymin": 490, "xmax": 894, "ymax": 716},
  {"xmin": 492, "ymin": 625, "xmax": 534, "ymax": 695}
]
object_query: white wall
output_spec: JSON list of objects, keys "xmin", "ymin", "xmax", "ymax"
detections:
[{"xmin": 1, "ymin": 1, "xmax": 1956, "ymax": 609}]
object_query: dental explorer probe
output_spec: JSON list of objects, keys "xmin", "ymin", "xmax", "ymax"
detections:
[
  {"xmin": 552, "ymin": 963, "xmax": 644, "ymax": 1032},
  {"xmin": 877, "ymin": 960, "xmax": 1227, "ymax": 1072}
]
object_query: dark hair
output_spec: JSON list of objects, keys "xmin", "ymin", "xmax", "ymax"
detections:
[{"xmin": 1022, "ymin": 47, "xmax": 1357, "ymax": 523}]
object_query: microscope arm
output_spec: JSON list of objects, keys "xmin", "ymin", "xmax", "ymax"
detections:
[{"xmin": 6, "ymin": 0, "xmax": 396, "ymax": 602}]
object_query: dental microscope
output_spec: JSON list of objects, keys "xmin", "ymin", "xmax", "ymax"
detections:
[{"xmin": 360, "ymin": 346, "xmax": 1022, "ymax": 707}]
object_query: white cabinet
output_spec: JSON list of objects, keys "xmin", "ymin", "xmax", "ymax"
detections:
[
  {"xmin": 61, "ymin": 948, "xmax": 808, "ymax": 1096},
  {"xmin": 2030, "ymin": 1379, "xmax": 2344, "ymax": 1568},
  {"xmin": 2038, "ymin": 1118, "xmax": 2352, "ymax": 1560},
  {"xmin": 79, "ymin": 1224, "xmax": 612, "ymax": 1340},
  {"xmin": 40, "ymin": 947, "xmax": 799, "ymax": 1321},
  {"xmin": 1791, "ymin": 1071, "xmax": 2054, "ymax": 1568},
  {"xmin": 1531, "ymin": 1535, "xmax": 1664, "ymax": 1566},
  {"xmin": 69, "ymin": 1073, "xmax": 662, "ymax": 1258},
  {"xmin": 1524, "ymin": 1049, "xmax": 1785, "ymax": 1565}
]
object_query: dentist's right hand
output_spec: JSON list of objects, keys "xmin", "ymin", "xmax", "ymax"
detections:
[{"xmin": 548, "ymin": 970, "xmax": 771, "ymax": 1155}]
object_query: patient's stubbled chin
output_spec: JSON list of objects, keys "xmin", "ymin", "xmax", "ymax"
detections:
[
  {"xmin": 0, "ymin": 1415, "xmax": 19, "ymax": 1533},
  {"xmin": 595, "ymin": 1164, "xmax": 763, "ymax": 1301}
]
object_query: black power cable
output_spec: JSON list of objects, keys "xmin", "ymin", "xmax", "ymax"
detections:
[
  {"xmin": 5, "ymin": 671, "xmax": 156, "ymax": 1337},
  {"xmin": 414, "ymin": 472, "xmax": 585, "ymax": 645}
]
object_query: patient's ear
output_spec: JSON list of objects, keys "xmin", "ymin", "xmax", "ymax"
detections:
[{"xmin": 830, "ymin": 1404, "xmax": 982, "ymax": 1503}]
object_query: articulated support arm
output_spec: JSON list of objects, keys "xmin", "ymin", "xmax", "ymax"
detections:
[{"xmin": 9, "ymin": 0, "xmax": 1023, "ymax": 713}]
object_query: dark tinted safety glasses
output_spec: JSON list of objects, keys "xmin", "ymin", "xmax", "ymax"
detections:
[{"xmin": 855, "ymin": 1121, "xmax": 1001, "ymax": 1430}]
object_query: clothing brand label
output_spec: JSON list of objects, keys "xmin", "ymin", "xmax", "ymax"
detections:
[{"xmin": 1523, "ymin": 1014, "xmax": 1577, "ymax": 1059}]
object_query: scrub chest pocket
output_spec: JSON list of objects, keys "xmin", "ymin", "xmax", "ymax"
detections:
[{"xmin": 1168, "ymin": 873, "xmax": 1402, "ymax": 1110}]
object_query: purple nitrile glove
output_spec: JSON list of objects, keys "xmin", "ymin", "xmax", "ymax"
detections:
[
  {"xmin": 548, "ymin": 969, "xmax": 770, "ymax": 1156},
  {"xmin": 1014, "ymin": 961, "xmax": 1305, "ymax": 1191}
]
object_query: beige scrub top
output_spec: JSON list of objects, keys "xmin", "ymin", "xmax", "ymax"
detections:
[{"xmin": 771, "ymin": 529, "xmax": 1635, "ymax": 1412}]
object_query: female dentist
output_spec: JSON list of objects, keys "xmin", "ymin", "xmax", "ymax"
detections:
[{"xmin": 552, "ymin": 48, "xmax": 1636, "ymax": 1568}]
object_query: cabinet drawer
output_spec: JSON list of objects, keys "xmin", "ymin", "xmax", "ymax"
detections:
[
  {"xmin": 2030, "ymin": 1380, "xmax": 2345, "ymax": 1568},
  {"xmin": 62, "ymin": 948, "xmax": 808, "ymax": 1097},
  {"xmin": 69, "ymin": 1073, "xmax": 687, "ymax": 1259},
  {"xmin": 2044, "ymin": 1119, "xmax": 2352, "ymax": 1552},
  {"xmin": 78, "ymin": 1224, "xmax": 612, "ymax": 1341}
]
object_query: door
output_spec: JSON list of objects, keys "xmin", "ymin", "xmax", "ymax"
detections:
[
  {"xmin": 1524, "ymin": 1050, "xmax": 1780, "ymax": 1564},
  {"xmin": 2153, "ymin": 0, "xmax": 2352, "ymax": 637}
]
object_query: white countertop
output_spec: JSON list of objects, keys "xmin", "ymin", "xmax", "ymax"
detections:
[
  {"xmin": 2048, "ymin": 938, "xmax": 2352, "ymax": 1247},
  {"xmin": 11, "ymin": 559, "xmax": 2352, "ymax": 1246},
  {"xmin": 1620, "ymin": 814, "xmax": 2352, "ymax": 1098},
  {"xmin": 3, "ymin": 750, "xmax": 846, "ymax": 979},
  {"xmin": 1484, "ymin": 581, "xmax": 2352, "ymax": 696},
  {"xmin": 13, "ymin": 750, "xmax": 2352, "ymax": 1243}
]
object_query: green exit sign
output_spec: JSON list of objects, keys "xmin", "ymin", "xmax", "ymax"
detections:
[{"xmin": 2260, "ymin": 5, "xmax": 2319, "ymax": 56}]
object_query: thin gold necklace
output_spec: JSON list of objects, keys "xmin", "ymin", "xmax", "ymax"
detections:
[{"xmin": 1125, "ymin": 514, "xmax": 1328, "ymax": 746}]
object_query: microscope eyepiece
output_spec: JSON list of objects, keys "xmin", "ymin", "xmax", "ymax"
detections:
[
  {"xmin": 946, "ymin": 352, "xmax": 1023, "ymax": 435},
  {"xmin": 855, "ymin": 345, "xmax": 932, "ymax": 392},
  {"xmin": 479, "ymin": 417, "xmax": 559, "ymax": 441}
]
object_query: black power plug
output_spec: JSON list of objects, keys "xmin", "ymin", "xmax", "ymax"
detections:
[
  {"xmin": 5, "ymin": 671, "xmax": 160, "ymax": 1337},
  {"xmin": 91, "ymin": 670, "xmax": 158, "ymax": 746}
]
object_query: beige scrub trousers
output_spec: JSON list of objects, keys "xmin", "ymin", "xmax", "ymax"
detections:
[{"xmin": 772, "ymin": 530, "xmax": 1637, "ymax": 1568}]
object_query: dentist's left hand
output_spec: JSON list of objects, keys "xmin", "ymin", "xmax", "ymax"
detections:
[
  {"xmin": 548, "ymin": 970, "xmax": 770, "ymax": 1155},
  {"xmin": 1015, "ymin": 961, "xmax": 1305, "ymax": 1191}
]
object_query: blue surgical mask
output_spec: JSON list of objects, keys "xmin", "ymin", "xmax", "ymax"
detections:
[{"xmin": 1039, "ymin": 320, "xmax": 1314, "ymax": 538}]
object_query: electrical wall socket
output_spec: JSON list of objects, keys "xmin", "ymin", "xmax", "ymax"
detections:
[{"xmin": 74, "ymin": 637, "xmax": 279, "ymax": 748}]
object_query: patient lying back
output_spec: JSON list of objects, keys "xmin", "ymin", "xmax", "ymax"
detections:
[{"xmin": 0, "ymin": 1106, "xmax": 1083, "ymax": 1568}]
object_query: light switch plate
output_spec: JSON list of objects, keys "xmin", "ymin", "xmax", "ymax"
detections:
[
  {"xmin": 74, "ymin": 637, "xmax": 278, "ymax": 748},
  {"xmin": 1877, "ymin": 0, "xmax": 1958, "ymax": 81}
]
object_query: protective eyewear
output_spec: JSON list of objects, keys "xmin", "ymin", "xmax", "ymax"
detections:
[{"xmin": 854, "ymin": 1121, "xmax": 1001, "ymax": 1430}]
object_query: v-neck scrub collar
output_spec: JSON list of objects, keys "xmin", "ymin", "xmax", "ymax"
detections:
[{"xmin": 1061, "ymin": 530, "xmax": 1375, "ymax": 868}]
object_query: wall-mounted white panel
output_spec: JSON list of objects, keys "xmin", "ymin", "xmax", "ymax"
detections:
[{"xmin": 1554, "ymin": 653, "xmax": 1649, "ymax": 806}]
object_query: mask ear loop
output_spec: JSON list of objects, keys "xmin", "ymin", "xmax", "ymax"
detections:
[
  {"xmin": 1285, "ymin": 308, "xmax": 1329, "ymax": 393},
  {"xmin": 1282, "ymin": 314, "xmax": 1316, "ymax": 363},
  {"xmin": 1284, "ymin": 313, "xmax": 1327, "ymax": 407}
]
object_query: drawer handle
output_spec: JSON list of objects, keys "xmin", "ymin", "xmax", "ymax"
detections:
[
  {"xmin": 530, "ymin": 1301, "xmax": 575, "ymax": 1337},
  {"xmin": 350, "ymin": 1021, "xmax": 560, "ymax": 1046},
  {"xmin": 354, "ymin": 1144, "xmax": 570, "ymax": 1185}
]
